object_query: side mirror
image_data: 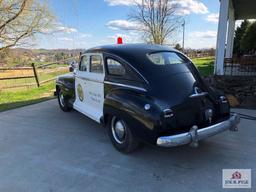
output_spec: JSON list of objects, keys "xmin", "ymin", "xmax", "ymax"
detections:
[{"xmin": 69, "ymin": 66, "xmax": 74, "ymax": 72}]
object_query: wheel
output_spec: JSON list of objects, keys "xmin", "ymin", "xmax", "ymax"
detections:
[
  {"xmin": 57, "ymin": 89, "xmax": 72, "ymax": 112},
  {"xmin": 107, "ymin": 115, "xmax": 139, "ymax": 153}
]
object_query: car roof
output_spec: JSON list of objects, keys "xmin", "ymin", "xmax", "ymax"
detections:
[
  {"xmin": 84, "ymin": 43, "xmax": 176, "ymax": 55},
  {"xmin": 83, "ymin": 44, "xmax": 188, "ymax": 84}
]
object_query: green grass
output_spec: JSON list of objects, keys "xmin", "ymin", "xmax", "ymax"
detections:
[
  {"xmin": 38, "ymin": 70, "xmax": 68, "ymax": 82},
  {"xmin": 192, "ymin": 57, "xmax": 215, "ymax": 76},
  {"xmin": 0, "ymin": 82, "xmax": 56, "ymax": 112}
]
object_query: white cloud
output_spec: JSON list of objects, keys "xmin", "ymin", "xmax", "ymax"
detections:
[
  {"xmin": 235, "ymin": 19, "xmax": 256, "ymax": 29},
  {"xmin": 104, "ymin": 31, "xmax": 143, "ymax": 44},
  {"xmin": 206, "ymin": 13, "xmax": 219, "ymax": 23},
  {"xmin": 172, "ymin": 0, "xmax": 208, "ymax": 15},
  {"xmin": 105, "ymin": 0, "xmax": 208, "ymax": 15},
  {"xmin": 108, "ymin": 33, "xmax": 132, "ymax": 42},
  {"xmin": 235, "ymin": 20, "xmax": 243, "ymax": 28},
  {"xmin": 185, "ymin": 30, "xmax": 217, "ymax": 49},
  {"xmin": 104, "ymin": 0, "xmax": 139, "ymax": 6},
  {"xmin": 54, "ymin": 32, "xmax": 92, "ymax": 47},
  {"xmin": 106, "ymin": 20, "xmax": 141, "ymax": 30},
  {"xmin": 190, "ymin": 30, "xmax": 217, "ymax": 38},
  {"xmin": 41, "ymin": 22, "xmax": 78, "ymax": 34},
  {"xmin": 58, "ymin": 37, "xmax": 74, "ymax": 42},
  {"xmin": 38, "ymin": 27, "xmax": 92, "ymax": 49},
  {"xmin": 79, "ymin": 33, "xmax": 92, "ymax": 38},
  {"xmin": 55, "ymin": 26, "xmax": 78, "ymax": 33}
]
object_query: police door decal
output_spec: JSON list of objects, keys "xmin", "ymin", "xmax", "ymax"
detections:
[{"xmin": 77, "ymin": 84, "xmax": 84, "ymax": 102}]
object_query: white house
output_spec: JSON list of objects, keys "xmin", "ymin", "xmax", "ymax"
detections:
[{"xmin": 215, "ymin": 0, "xmax": 256, "ymax": 75}]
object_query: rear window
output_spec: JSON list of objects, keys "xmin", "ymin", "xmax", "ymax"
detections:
[{"xmin": 147, "ymin": 52, "xmax": 188, "ymax": 65}]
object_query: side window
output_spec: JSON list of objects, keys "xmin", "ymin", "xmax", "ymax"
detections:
[
  {"xmin": 90, "ymin": 55, "xmax": 103, "ymax": 73},
  {"xmin": 106, "ymin": 58, "xmax": 126, "ymax": 76},
  {"xmin": 79, "ymin": 55, "xmax": 88, "ymax": 71}
]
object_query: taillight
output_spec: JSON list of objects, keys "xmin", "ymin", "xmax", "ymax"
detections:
[{"xmin": 220, "ymin": 96, "xmax": 228, "ymax": 103}]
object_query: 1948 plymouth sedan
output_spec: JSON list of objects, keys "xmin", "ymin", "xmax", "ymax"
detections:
[{"xmin": 55, "ymin": 44, "xmax": 240, "ymax": 153}]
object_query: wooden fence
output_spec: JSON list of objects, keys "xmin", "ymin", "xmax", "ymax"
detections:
[
  {"xmin": 0, "ymin": 57, "xmax": 78, "ymax": 90},
  {"xmin": 0, "ymin": 65, "xmax": 38, "ymax": 89},
  {"xmin": 187, "ymin": 52, "xmax": 215, "ymax": 59}
]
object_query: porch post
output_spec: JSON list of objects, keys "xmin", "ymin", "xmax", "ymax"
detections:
[
  {"xmin": 226, "ymin": 4, "xmax": 235, "ymax": 58},
  {"xmin": 215, "ymin": 0, "xmax": 230, "ymax": 75}
]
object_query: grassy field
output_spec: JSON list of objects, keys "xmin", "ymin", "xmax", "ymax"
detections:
[
  {"xmin": 0, "ymin": 82, "xmax": 55, "ymax": 112},
  {"xmin": 0, "ymin": 57, "xmax": 215, "ymax": 112},
  {"xmin": 192, "ymin": 57, "xmax": 215, "ymax": 76}
]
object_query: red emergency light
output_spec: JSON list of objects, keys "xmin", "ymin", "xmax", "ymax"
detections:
[{"xmin": 117, "ymin": 37, "xmax": 123, "ymax": 44}]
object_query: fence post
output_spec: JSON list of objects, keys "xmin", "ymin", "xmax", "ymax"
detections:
[{"xmin": 32, "ymin": 63, "xmax": 40, "ymax": 87}]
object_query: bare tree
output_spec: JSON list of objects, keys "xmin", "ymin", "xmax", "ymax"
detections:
[
  {"xmin": 129, "ymin": 0, "xmax": 182, "ymax": 45},
  {"xmin": 0, "ymin": 0, "xmax": 54, "ymax": 51}
]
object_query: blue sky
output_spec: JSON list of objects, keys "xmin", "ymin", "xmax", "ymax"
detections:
[{"xmin": 37, "ymin": 0, "xmax": 221, "ymax": 49}]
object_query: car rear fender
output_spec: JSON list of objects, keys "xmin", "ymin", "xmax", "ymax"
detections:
[{"xmin": 103, "ymin": 90, "xmax": 162, "ymax": 144}]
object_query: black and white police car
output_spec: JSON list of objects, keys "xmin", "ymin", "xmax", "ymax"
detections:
[{"xmin": 56, "ymin": 43, "xmax": 240, "ymax": 153}]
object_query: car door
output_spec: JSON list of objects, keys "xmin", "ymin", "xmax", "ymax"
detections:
[
  {"xmin": 73, "ymin": 54, "xmax": 89, "ymax": 118},
  {"xmin": 73, "ymin": 53, "xmax": 105, "ymax": 123}
]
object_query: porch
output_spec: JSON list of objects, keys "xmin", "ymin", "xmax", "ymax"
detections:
[{"xmin": 215, "ymin": 0, "xmax": 256, "ymax": 76}]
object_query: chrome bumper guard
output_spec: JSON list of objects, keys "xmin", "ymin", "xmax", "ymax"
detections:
[{"xmin": 157, "ymin": 114, "xmax": 240, "ymax": 147}]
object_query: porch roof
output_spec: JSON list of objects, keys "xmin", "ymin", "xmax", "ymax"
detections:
[{"xmin": 232, "ymin": 0, "xmax": 256, "ymax": 19}]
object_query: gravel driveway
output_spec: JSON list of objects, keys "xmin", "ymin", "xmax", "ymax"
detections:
[{"xmin": 0, "ymin": 100, "xmax": 255, "ymax": 192}]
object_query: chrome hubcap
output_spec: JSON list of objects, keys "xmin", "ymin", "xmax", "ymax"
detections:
[
  {"xmin": 111, "ymin": 117, "xmax": 126, "ymax": 144},
  {"xmin": 59, "ymin": 92, "xmax": 65, "ymax": 107}
]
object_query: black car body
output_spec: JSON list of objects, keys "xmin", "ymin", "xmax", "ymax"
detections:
[{"xmin": 56, "ymin": 44, "xmax": 239, "ymax": 153}]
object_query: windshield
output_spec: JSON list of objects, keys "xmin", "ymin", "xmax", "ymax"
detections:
[{"xmin": 147, "ymin": 51, "xmax": 189, "ymax": 65}]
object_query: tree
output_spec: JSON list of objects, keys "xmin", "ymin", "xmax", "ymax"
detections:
[
  {"xmin": 233, "ymin": 20, "xmax": 250, "ymax": 56},
  {"xmin": 129, "ymin": 0, "xmax": 182, "ymax": 45},
  {"xmin": 240, "ymin": 22, "xmax": 256, "ymax": 54},
  {"xmin": 174, "ymin": 43, "xmax": 182, "ymax": 51},
  {"xmin": 0, "ymin": 0, "xmax": 54, "ymax": 51},
  {"xmin": 55, "ymin": 52, "xmax": 63, "ymax": 61}
]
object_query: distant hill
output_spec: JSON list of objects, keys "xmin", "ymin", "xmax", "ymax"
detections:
[{"xmin": 0, "ymin": 48, "xmax": 84, "ymax": 67}]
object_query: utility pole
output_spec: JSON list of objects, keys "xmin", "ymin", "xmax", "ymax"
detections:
[{"xmin": 182, "ymin": 20, "xmax": 185, "ymax": 53}]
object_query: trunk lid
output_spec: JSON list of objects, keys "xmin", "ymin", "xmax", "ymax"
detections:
[{"xmin": 148, "ymin": 63, "xmax": 216, "ymax": 128}]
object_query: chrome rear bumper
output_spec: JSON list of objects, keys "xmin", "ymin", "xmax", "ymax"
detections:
[{"xmin": 157, "ymin": 114, "xmax": 240, "ymax": 147}]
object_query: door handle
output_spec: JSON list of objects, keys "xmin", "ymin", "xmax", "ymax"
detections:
[
  {"xmin": 75, "ymin": 76, "xmax": 86, "ymax": 80},
  {"xmin": 80, "ymin": 77, "xmax": 88, "ymax": 81},
  {"xmin": 189, "ymin": 92, "xmax": 208, "ymax": 98}
]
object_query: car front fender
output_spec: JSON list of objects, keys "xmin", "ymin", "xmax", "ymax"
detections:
[{"xmin": 56, "ymin": 76, "xmax": 75, "ymax": 99}]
